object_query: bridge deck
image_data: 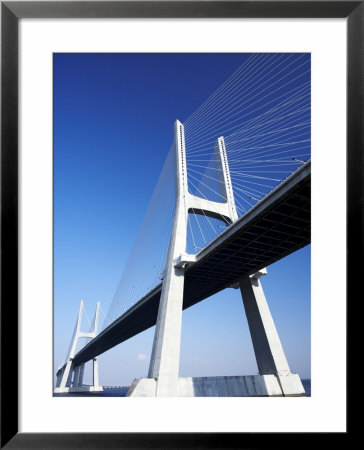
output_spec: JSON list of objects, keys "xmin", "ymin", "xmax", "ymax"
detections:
[{"xmin": 71, "ymin": 162, "xmax": 310, "ymax": 367}]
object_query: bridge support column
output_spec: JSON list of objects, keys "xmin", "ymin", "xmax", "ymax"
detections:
[
  {"xmin": 149, "ymin": 265, "xmax": 186, "ymax": 396},
  {"xmin": 58, "ymin": 360, "xmax": 74, "ymax": 391},
  {"xmin": 93, "ymin": 358, "xmax": 100, "ymax": 389},
  {"xmin": 73, "ymin": 364, "xmax": 81, "ymax": 387},
  {"xmin": 77, "ymin": 364, "xmax": 85, "ymax": 387},
  {"xmin": 239, "ymin": 268, "xmax": 291, "ymax": 375},
  {"xmin": 239, "ymin": 269, "xmax": 305, "ymax": 395}
]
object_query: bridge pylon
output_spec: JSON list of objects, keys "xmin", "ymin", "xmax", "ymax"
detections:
[
  {"xmin": 54, "ymin": 300, "xmax": 103, "ymax": 393},
  {"xmin": 128, "ymin": 120, "xmax": 305, "ymax": 397},
  {"xmin": 132, "ymin": 120, "xmax": 238, "ymax": 397}
]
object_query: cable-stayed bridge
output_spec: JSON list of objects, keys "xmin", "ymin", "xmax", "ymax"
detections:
[{"xmin": 55, "ymin": 53, "xmax": 311, "ymax": 397}]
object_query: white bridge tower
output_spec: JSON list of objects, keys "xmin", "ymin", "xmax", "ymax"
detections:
[{"xmin": 54, "ymin": 300, "xmax": 102, "ymax": 393}]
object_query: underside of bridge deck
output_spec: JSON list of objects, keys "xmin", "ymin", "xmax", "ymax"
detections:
[{"xmin": 72, "ymin": 163, "xmax": 310, "ymax": 367}]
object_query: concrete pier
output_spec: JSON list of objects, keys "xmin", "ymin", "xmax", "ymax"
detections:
[{"xmin": 127, "ymin": 374, "xmax": 305, "ymax": 397}]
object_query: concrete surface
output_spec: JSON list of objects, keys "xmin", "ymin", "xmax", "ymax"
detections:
[{"xmin": 127, "ymin": 374, "xmax": 305, "ymax": 397}]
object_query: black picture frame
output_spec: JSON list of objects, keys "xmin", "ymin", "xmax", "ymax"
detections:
[{"xmin": 1, "ymin": 1, "xmax": 356, "ymax": 448}]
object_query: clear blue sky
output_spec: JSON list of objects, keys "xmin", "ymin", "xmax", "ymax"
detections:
[{"xmin": 53, "ymin": 53, "xmax": 310, "ymax": 386}]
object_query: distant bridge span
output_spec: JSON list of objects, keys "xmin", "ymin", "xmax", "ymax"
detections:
[{"xmin": 68, "ymin": 160, "xmax": 310, "ymax": 368}]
